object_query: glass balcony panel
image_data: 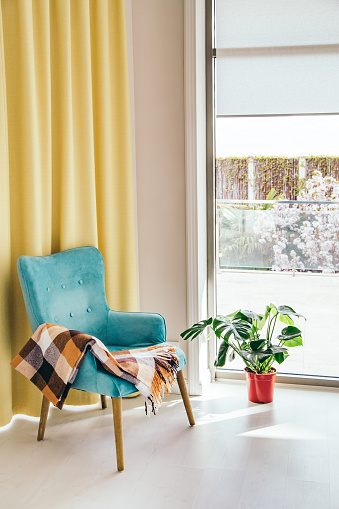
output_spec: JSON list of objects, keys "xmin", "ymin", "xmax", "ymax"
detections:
[{"xmin": 216, "ymin": 199, "xmax": 339, "ymax": 378}]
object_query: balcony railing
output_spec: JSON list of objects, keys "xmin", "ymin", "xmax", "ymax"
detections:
[{"xmin": 217, "ymin": 199, "xmax": 339, "ymax": 273}]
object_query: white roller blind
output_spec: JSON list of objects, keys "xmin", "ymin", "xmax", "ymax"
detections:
[{"xmin": 215, "ymin": 0, "xmax": 339, "ymax": 115}]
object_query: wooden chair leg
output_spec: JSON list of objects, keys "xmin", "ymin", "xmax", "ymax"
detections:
[
  {"xmin": 100, "ymin": 395, "xmax": 107, "ymax": 409},
  {"xmin": 112, "ymin": 397, "xmax": 124, "ymax": 471},
  {"xmin": 177, "ymin": 370, "xmax": 195, "ymax": 426},
  {"xmin": 37, "ymin": 395, "xmax": 50, "ymax": 441}
]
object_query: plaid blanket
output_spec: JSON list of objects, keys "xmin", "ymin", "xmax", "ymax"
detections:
[{"xmin": 11, "ymin": 323, "xmax": 179, "ymax": 413}]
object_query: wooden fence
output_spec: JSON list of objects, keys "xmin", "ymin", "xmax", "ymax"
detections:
[{"xmin": 216, "ymin": 156, "xmax": 339, "ymax": 200}]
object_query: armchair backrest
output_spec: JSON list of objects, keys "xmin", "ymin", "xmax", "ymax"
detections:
[{"xmin": 17, "ymin": 246, "xmax": 109, "ymax": 340}]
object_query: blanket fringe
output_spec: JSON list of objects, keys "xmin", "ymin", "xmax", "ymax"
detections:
[{"xmin": 144, "ymin": 346, "xmax": 179, "ymax": 415}]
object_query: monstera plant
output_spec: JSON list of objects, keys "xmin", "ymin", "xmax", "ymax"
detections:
[{"xmin": 181, "ymin": 304, "xmax": 305, "ymax": 403}]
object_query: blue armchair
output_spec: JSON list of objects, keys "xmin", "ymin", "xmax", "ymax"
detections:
[{"xmin": 17, "ymin": 246, "xmax": 194, "ymax": 471}]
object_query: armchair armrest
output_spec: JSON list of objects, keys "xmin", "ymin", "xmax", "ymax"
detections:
[{"xmin": 105, "ymin": 310, "xmax": 166, "ymax": 348}]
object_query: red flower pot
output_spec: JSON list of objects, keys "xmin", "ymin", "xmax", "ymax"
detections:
[{"xmin": 245, "ymin": 367, "xmax": 276, "ymax": 403}]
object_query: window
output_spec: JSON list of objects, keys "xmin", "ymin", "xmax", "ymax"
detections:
[{"xmin": 209, "ymin": 1, "xmax": 339, "ymax": 383}]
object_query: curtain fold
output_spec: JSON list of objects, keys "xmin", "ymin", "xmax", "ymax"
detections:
[
  {"xmin": 0, "ymin": 2, "xmax": 12, "ymax": 427},
  {"xmin": 0, "ymin": 0, "xmax": 137, "ymax": 425}
]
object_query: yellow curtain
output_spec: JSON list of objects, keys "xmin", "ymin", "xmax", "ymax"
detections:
[{"xmin": 0, "ymin": 0, "xmax": 137, "ymax": 427}]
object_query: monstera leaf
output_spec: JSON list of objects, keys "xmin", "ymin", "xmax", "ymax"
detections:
[
  {"xmin": 278, "ymin": 326, "xmax": 303, "ymax": 347},
  {"xmin": 277, "ymin": 305, "xmax": 305, "ymax": 319},
  {"xmin": 180, "ymin": 317, "xmax": 212, "ymax": 341},
  {"xmin": 214, "ymin": 335, "xmax": 232, "ymax": 367},
  {"xmin": 212, "ymin": 317, "xmax": 252, "ymax": 340},
  {"xmin": 181, "ymin": 303, "xmax": 305, "ymax": 374}
]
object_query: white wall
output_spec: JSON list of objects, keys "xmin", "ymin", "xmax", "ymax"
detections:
[{"xmin": 130, "ymin": 0, "xmax": 187, "ymax": 352}]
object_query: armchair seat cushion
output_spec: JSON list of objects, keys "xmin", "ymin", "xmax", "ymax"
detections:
[{"xmin": 71, "ymin": 344, "xmax": 186, "ymax": 398}]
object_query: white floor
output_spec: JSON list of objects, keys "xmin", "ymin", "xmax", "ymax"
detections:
[{"xmin": 0, "ymin": 381, "xmax": 338, "ymax": 509}]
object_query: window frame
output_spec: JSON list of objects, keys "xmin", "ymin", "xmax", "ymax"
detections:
[{"xmin": 206, "ymin": 0, "xmax": 339, "ymax": 388}]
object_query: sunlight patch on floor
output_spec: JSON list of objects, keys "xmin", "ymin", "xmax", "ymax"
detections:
[
  {"xmin": 0, "ymin": 414, "xmax": 39, "ymax": 433},
  {"xmin": 195, "ymin": 403, "xmax": 272, "ymax": 426},
  {"xmin": 238, "ymin": 422, "xmax": 326, "ymax": 440}
]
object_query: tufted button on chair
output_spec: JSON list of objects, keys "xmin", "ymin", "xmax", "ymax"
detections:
[{"xmin": 17, "ymin": 246, "xmax": 195, "ymax": 471}]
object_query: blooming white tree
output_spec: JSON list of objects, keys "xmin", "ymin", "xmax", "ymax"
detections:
[{"xmin": 255, "ymin": 171, "xmax": 339, "ymax": 273}]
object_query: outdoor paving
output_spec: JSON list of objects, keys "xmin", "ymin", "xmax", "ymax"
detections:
[{"xmin": 216, "ymin": 270, "xmax": 339, "ymax": 378}]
